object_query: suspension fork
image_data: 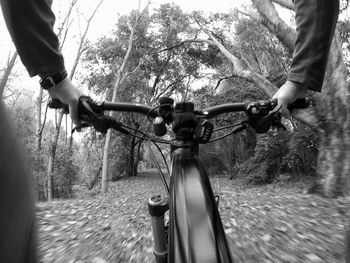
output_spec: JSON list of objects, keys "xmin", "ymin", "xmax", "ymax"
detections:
[{"xmin": 148, "ymin": 195, "xmax": 169, "ymax": 263}]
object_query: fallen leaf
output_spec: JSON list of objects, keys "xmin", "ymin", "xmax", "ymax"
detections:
[
  {"xmin": 305, "ymin": 253, "xmax": 322, "ymax": 262},
  {"xmin": 262, "ymin": 233, "xmax": 272, "ymax": 242}
]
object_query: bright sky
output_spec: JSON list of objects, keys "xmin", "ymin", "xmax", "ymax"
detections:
[
  {"xmin": 0, "ymin": 0, "xmax": 248, "ymax": 133},
  {"xmin": 0, "ymin": 0, "xmax": 250, "ymax": 95},
  {"xmin": 88, "ymin": 0, "xmax": 246, "ymax": 41},
  {"xmin": 0, "ymin": 0, "xmax": 247, "ymax": 76}
]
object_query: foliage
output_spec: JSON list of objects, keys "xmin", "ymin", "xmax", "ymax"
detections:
[
  {"xmin": 197, "ymin": 81, "xmax": 266, "ymax": 177},
  {"xmin": 37, "ymin": 175, "xmax": 349, "ymax": 263},
  {"xmin": 338, "ymin": 19, "xmax": 350, "ymax": 80},
  {"xmin": 233, "ymin": 16, "xmax": 290, "ymax": 85},
  {"xmin": 53, "ymin": 149, "xmax": 79, "ymax": 198},
  {"xmin": 82, "ymin": 3, "xmax": 215, "ymax": 180},
  {"xmin": 281, "ymin": 123, "xmax": 318, "ymax": 177},
  {"xmin": 235, "ymin": 131, "xmax": 288, "ymax": 184},
  {"xmin": 7, "ymin": 96, "xmax": 82, "ymax": 200}
]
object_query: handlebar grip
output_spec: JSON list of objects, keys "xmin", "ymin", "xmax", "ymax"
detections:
[
  {"xmin": 48, "ymin": 98, "xmax": 69, "ymax": 112},
  {"xmin": 287, "ymin": 98, "xmax": 310, "ymax": 111}
]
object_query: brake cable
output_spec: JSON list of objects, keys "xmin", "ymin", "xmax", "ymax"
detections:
[{"xmin": 147, "ymin": 140, "xmax": 170, "ymax": 197}]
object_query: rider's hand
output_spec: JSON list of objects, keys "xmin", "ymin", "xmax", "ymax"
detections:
[
  {"xmin": 272, "ymin": 80, "xmax": 308, "ymax": 112},
  {"xmin": 47, "ymin": 77, "xmax": 84, "ymax": 124}
]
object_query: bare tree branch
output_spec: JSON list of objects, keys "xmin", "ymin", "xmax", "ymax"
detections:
[
  {"xmin": 155, "ymin": 75, "xmax": 189, "ymax": 100},
  {"xmin": 272, "ymin": 0, "xmax": 294, "ymax": 10},
  {"xmin": 190, "ymin": 16, "xmax": 278, "ymax": 96},
  {"xmin": 58, "ymin": 0, "xmax": 79, "ymax": 50},
  {"xmin": 151, "ymin": 54, "xmax": 172, "ymax": 94},
  {"xmin": 69, "ymin": 0, "xmax": 104, "ymax": 80},
  {"xmin": 205, "ymin": 30, "xmax": 245, "ymax": 73},
  {"xmin": 120, "ymin": 60, "xmax": 142, "ymax": 84},
  {"xmin": 252, "ymin": 0, "xmax": 296, "ymax": 53},
  {"xmin": 214, "ymin": 76, "xmax": 232, "ymax": 90},
  {"xmin": 57, "ymin": 0, "xmax": 78, "ymax": 38},
  {"xmin": 0, "ymin": 51, "xmax": 17, "ymax": 97},
  {"xmin": 161, "ymin": 39, "xmax": 215, "ymax": 53}
]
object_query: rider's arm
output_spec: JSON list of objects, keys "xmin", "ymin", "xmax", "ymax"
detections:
[
  {"xmin": 0, "ymin": 0, "xmax": 64, "ymax": 78},
  {"xmin": 273, "ymin": 0, "xmax": 339, "ymax": 109},
  {"xmin": 0, "ymin": 0, "xmax": 83, "ymax": 123},
  {"xmin": 288, "ymin": 0, "xmax": 339, "ymax": 92}
]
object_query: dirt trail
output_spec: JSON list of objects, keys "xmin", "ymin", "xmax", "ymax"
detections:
[{"xmin": 37, "ymin": 173, "xmax": 349, "ymax": 262}]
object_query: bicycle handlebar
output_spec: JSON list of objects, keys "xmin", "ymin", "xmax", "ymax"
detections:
[{"xmin": 48, "ymin": 96, "xmax": 310, "ymax": 135}]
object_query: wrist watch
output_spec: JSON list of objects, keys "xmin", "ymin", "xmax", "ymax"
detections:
[{"xmin": 39, "ymin": 69, "xmax": 68, "ymax": 90}]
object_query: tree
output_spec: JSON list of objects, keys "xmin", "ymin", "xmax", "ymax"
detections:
[
  {"xmin": 252, "ymin": 0, "xmax": 349, "ymax": 197},
  {"xmin": 0, "ymin": 51, "xmax": 18, "ymax": 98},
  {"xmin": 186, "ymin": 1, "xmax": 349, "ymax": 197},
  {"xmin": 83, "ymin": 3, "xmax": 206, "ymax": 192},
  {"xmin": 45, "ymin": 0, "xmax": 104, "ymax": 201}
]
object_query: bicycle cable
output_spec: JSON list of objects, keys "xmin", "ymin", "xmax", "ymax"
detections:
[
  {"xmin": 147, "ymin": 140, "xmax": 170, "ymax": 196},
  {"xmin": 208, "ymin": 122, "xmax": 247, "ymax": 143}
]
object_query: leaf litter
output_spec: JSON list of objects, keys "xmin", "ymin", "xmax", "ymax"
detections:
[{"xmin": 37, "ymin": 173, "xmax": 349, "ymax": 263}]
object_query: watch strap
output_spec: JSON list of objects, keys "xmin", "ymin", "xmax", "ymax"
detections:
[{"xmin": 39, "ymin": 69, "xmax": 68, "ymax": 90}]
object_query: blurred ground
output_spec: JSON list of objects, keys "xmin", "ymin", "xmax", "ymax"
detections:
[{"xmin": 37, "ymin": 173, "xmax": 349, "ymax": 263}]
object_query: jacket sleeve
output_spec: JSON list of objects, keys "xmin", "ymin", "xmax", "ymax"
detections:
[
  {"xmin": 288, "ymin": 0, "xmax": 339, "ymax": 92},
  {"xmin": 0, "ymin": 0, "xmax": 65, "ymax": 77}
]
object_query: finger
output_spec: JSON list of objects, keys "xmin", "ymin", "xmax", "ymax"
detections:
[{"xmin": 68, "ymin": 103, "xmax": 80, "ymax": 125}]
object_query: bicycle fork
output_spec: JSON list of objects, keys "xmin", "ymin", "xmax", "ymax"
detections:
[{"xmin": 148, "ymin": 195, "xmax": 169, "ymax": 263}]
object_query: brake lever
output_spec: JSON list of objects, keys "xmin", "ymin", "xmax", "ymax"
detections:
[
  {"xmin": 48, "ymin": 98, "xmax": 69, "ymax": 113},
  {"xmin": 72, "ymin": 122, "xmax": 91, "ymax": 133},
  {"xmin": 270, "ymin": 111, "xmax": 286, "ymax": 131},
  {"xmin": 253, "ymin": 111, "xmax": 278, "ymax": 133}
]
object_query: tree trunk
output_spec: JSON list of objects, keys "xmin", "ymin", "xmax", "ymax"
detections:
[
  {"xmin": 101, "ymin": 21, "xmax": 136, "ymax": 193},
  {"xmin": 127, "ymin": 135, "xmax": 136, "ymax": 177},
  {"xmin": 101, "ymin": 129, "xmax": 112, "ymax": 193},
  {"xmin": 88, "ymin": 165, "xmax": 102, "ymax": 190},
  {"xmin": 0, "ymin": 51, "xmax": 17, "ymax": 98},
  {"xmin": 46, "ymin": 111, "xmax": 64, "ymax": 201},
  {"xmin": 310, "ymin": 36, "xmax": 350, "ymax": 197},
  {"xmin": 134, "ymin": 141, "xmax": 142, "ymax": 176},
  {"xmin": 249, "ymin": 1, "xmax": 350, "ymax": 197},
  {"xmin": 36, "ymin": 88, "xmax": 44, "ymax": 151}
]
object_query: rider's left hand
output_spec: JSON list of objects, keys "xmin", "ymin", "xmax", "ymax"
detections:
[{"xmin": 47, "ymin": 78, "xmax": 84, "ymax": 124}]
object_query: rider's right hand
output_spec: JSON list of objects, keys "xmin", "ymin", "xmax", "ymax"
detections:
[
  {"xmin": 272, "ymin": 80, "xmax": 308, "ymax": 113},
  {"xmin": 47, "ymin": 77, "xmax": 84, "ymax": 124}
]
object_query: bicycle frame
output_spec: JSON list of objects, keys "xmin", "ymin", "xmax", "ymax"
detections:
[
  {"xmin": 168, "ymin": 145, "xmax": 233, "ymax": 263},
  {"xmin": 148, "ymin": 143, "xmax": 233, "ymax": 263},
  {"xmin": 148, "ymin": 102, "xmax": 234, "ymax": 263}
]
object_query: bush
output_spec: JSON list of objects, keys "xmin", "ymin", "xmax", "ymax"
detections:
[
  {"xmin": 281, "ymin": 124, "xmax": 318, "ymax": 176},
  {"xmin": 53, "ymin": 153, "xmax": 79, "ymax": 199},
  {"xmin": 235, "ymin": 131, "xmax": 287, "ymax": 184}
]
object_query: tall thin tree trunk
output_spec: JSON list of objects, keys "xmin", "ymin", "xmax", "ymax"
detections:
[
  {"xmin": 88, "ymin": 165, "xmax": 102, "ymax": 190},
  {"xmin": 47, "ymin": 111, "xmax": 64, "ymax": 201},
  {"xmin": 134, "ymin": 141, "xmax": 142, "ymax": 176},
  {"xmin": 101, "ymin": 129, "xmax": 112, "ymax": 193},
  {"xmin": 36, "ymin": 88, "xmax": 44, "ymax": 151},
  {"xmin": 0, "ymin": 51, "xmax": 17, "ymax": 97},
  {"xmin": 44, "ymin": 1, "xmax": 104, "ymax": 201},
  {"xmin": 101, "ymin": 22, "xmax": 136, "ymax": 193},
  {"xmin": 127, "ymin": 135, "xmax": 136, "ymax": 177}
]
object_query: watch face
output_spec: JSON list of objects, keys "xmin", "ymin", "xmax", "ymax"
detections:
[{"xmin": 40, "ymin": 77, "xmax": 55, "ymax": 90}]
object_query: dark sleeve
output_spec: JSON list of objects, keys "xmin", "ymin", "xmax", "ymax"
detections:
[
  {"xmin": 0, "ymin": 0, "xmax": 65, "ymax": 77},
  {"xmin": 0, "ymin": 102, "xmax": 38, "ymax": 263},
  {"xmin": 288, "ymin": 0, "xmax": 339, "ymax": 92}
]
